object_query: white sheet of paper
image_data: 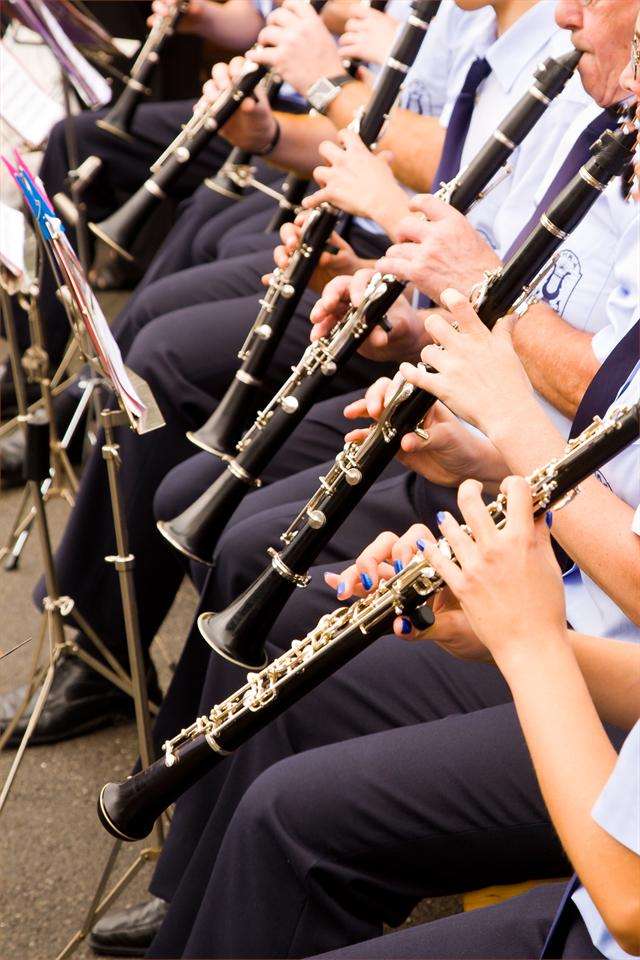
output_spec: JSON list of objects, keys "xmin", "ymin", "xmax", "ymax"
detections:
[
  {"xmin": 0, "ymin": 203, "xmax": 27, "ymax": 278},
  {"xmin": 0, "ymin": 42, "xmax": 65, "ymax": 148}
]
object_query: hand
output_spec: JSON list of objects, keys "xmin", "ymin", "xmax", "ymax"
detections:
[
  {"xmin": 376, "ymin": 194, "xmax": 501, "ymax": 302},
  {"xmin": 309, "ymin": 270, "xmax": 426, "ymax": 361},
  {"xmin": 268, "ymin": 213, "xmax": 369, "ymax": 294},
  {"xmin": 338, "ymin": 6, "xmax": 400, "ymax": 66},
  {"xmin": 324, "ymin": 527, "xmax": 488, "ymax": 660},
  {"xmin": 342, "ymin": 376, "xmax": 508, "ymax": 485},
  {"xmin": 148, "ymin": 0, "xmax": 202, "ymax": 34},
  {"xmin": 425, "ymin": 476, "xmax": 568, "ymax": 668},
  {"xmin": 398, "ymin": 289, "xmax": 537, "ymax": 437},
  {"xmin": 201, "ymin": 59, "xmax": 277, "ymax": 153},
  {"xmin": 247, "ymin": 0, "xmax": 345, "ymax": 96},
  {"xmin": 302, "ymin": 130, "xmax": 409, "ymax": 236}
]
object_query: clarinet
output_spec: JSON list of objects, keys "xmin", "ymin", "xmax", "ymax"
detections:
[
  {"xmin": 157, "ymin": 50, "xmax": 582, "ymax": 566},
  {"xmin": 265, "ymin": 0, "xmax": 391, "ymax": 232},
  {"xmin": 208, "ymin": 0, "xmax": 375, "ymax": 206},
  {"xmin": 188, "ymin": 0, "xmax": 442, "ymax": 460},
  {"xmin": 88, "ymin": 57, "xmax": 272, "ymax": 262},
  {"xmin": 97, "ymin": 0, "xmax": 189, "ymax": 143},
  {"xmin": 205, "ymin": 72, "xmax": 285, "ymax": 201},
  {"xmin": 194, "ymin": 117, "xmax": 636, "ymax": 670},
  {"xmin": 98, "ymin": 400, "xmax": 640, "ymax": 841}
]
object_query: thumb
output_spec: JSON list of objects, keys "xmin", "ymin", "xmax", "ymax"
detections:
[
  {"xmin": 409, "ymin": 192, "xmax": 455, "ymax": 222},
  {"xmin": 493, "ymin": 314, "xmax": 517, "ymax": 340}
]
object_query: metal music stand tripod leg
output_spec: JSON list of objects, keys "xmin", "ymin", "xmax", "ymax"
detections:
[{"xmin": 55, "ymin": 408, "xmax": 165, "ymax": 960}]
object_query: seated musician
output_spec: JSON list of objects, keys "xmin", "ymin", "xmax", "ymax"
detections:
[{"xmin": 86, "ymin": 2, "xmax": 639, "ymax": 953}]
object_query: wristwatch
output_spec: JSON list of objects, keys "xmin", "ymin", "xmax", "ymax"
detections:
[{"xmin": 306, "ymin": 74, "xmax": 354, "ymax": 115}]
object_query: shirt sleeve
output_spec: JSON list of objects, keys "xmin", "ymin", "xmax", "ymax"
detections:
[{"xmin": 592, "ymin": 722, "xmax": 640, "ymax": 855}]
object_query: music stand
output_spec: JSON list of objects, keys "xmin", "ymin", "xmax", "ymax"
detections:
[{"xmin": 1, "ymin": 158, "xmax": 168, "ymax": 950}]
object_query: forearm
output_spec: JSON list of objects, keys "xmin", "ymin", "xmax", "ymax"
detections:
[
  {"xmin": 265, "ymin": 112, "xmax": 340, "ymax": 176},
  {"xmin": 511, "ymin": 303, "xmax": 600, "ymax": 418},
  {"xmin": 487, "ymin": 397, "xmax": 640, "ymax": 623},
  {"xmin": 322, "ymin": 0, "xmax": 362, "ymax": 34},
  {"xmin": 569, "ymin": 632, "xmax": 640, "ymax": 729},
  {"xmin": 196, "ymin": 0, "xmax": 264, "ymax": 49},
  {"xmin": 500, "ymin": 639, "xmax": 639, "ymax": 953}
]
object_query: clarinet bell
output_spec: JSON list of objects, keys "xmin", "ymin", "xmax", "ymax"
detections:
[
  {"xmin": 189, "ymin": 373, "xmax": 264, "ymax": 458},
  {"xmin": 88, "ymin": 186, "xmax": 153, "ymax": 263},
  {"xmin": 198, "ymin": 606, "xmax": 269, "ymax": 671}
]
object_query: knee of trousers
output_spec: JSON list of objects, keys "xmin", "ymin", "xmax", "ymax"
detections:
[
  {"xmin": 227, "ymin": 754, "xmax": 320, "ymax": 873},
  {"xmin": 153, "ymin": 452, "xmax": 225, "ymax": 522},
  {"xmin": 124, "ymin": 318, "xmax": 182, "ymax": 407}
]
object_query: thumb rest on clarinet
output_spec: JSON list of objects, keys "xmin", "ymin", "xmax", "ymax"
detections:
[
  {"xmin": 97, "ymin": 400, "xmax": 640, "ymax": 843},
  {"xmin": 186, "ymin": 113, "xmax": 636, "ymax": 671},
  {"xmin": 156, "ymin": 49, "xmax": 582, "ymax": 571}
]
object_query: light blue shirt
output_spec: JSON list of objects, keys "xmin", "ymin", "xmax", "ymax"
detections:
[
  {"xmin": 563, "ymin": 362, "xmax": 640, "ymax": 644},
  {"xmin": 572, "ymin": 721, "xmax": 640, "ymax": 959}
]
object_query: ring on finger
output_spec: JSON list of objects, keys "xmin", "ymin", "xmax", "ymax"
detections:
[{"xmin": 415, "ymin": 427, "xmax": 430, "ymax": 443}]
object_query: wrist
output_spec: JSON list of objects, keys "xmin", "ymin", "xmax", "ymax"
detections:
[
  {"xmin": 254, "ymin": 116, "xmax": 281, "ymax": 156},
  {"xmin": 494, "ymin": 627, "xmax": 572, "ymax": 682},
  {"xmin": 483, "ymin": 394, "xmax": 541, "ymax": 451}
]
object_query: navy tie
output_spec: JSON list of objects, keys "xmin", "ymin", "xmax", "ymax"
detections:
[
  {"xmin": 417, "ymin": 57, "xmax": 491, "ymax": 308},
  {"xmin": 570, "ymin": 319, "xmax": 639, "ymax": 438},
  {"xmin": 432, "ymin": 57, "xmax": 492, "ymax": 189},
  {"xmin": 502, "ymin": 107, "xmax": 617, "ymax": 261}
]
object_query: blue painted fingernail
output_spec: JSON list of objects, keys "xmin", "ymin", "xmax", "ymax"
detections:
[
  {"xmin": 401, "ymin": 617, "xmax": 412, "ymax": 635},
  {"xmin": 545, "ymin": 511, "xmax": 553, "ymax": 528},
  {"xmin": 360, "ymin": 573, "xmax": 373, "ymax": 590},
  {"xmin": 436, "ymin": 511, "xmax": 446, "ymax": 526},
  {"xmin": 416, "ymin": 538, "xmax": 426, "ymax": 551},
  {"xmin": 393, "ymin": 559, "xmax": 404, "ymax": 573},
  {"xmin": 337, "ymin": 581, "xmax": 346, "ymax": 595}
]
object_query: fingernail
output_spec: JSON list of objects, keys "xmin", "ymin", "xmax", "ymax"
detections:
[
  {"xmin": 393, "ymin": 559, "xmax": 404, "ymax": 574},
  {"xmin": 545, "ymin": 511, "xmax": 553, "ymax": 529},
  {"xmin": 337, "ymin": 581, "xmax": 346, "ymax": 596},
  {"xmin": 401, "ymin": 617, "xmax": 412, "ymax": 635},
  {"xmin": 436, "ymin": 511, "xmax": 446, "ymax": 526},
  {"xmin": 416, "ymin": 538, "xmax": 426, "ymax": 551},
  {"xmin": 360, "ymin": 573, "xmax": 373, "ymax": 590}
]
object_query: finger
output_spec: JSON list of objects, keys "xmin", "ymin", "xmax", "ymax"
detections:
[
  {"xmin": 324, "ymin": 565, "xmax": 360, "ymax": 599},
  {"xmin": 272, "ymin": 246, "xmax": 288, "ymax": 270},
  {"xmin": 456, "ymin": 479, "xmax": 497, "ymax": 546},
  {"xmin": 344, "ymin": 427, "xmax": 370, "ymax": 443},
  {"xmin": 436, "ymin": 511, "xmax": 476, "ymax": 568},
  {"xmin": 355, "ymin": 531, "xmax": 400, "ymax": 589},
  {"xmin": 501, "ymin": 475, "xmax": 534, "ymax": 536},
  {"xmin": 409, "ymin": 193, "xmax": 454, "ymax": 222},
  {"xmin": 423, "ymin": 537, "xmax": 465, "ymax": 595},
  {"xmin": 343, "ymin": 396, "xmax": 368, "ymax": 420},
  {"xmin": 318, "ymin": 140, "xmax": 346, "ymax": 164},
  {"xmin": 391, "ymin": 523, "xmax": 432, "ymax": 567},
  {"xmin": 423, "ymin": 311, "xmax": 460, "ymax": 348},
  {"xmin": 440, "ymin": 288, "xmax": 488, "ymax": 335}
]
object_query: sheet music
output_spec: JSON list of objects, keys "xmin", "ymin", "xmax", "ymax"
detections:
[
  {"xmin": 0, "ymin": 42, "xmax": 65, "ymax": 148},
  {"xmin": 0, "ymin": 203, "xmax": 27, "ymax": 278},
  {"xmin": 36, "ymin": 1, "xmax": 112, "ymax": 108}
]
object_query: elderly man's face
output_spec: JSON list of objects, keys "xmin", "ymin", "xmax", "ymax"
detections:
[{"xmin": 556, "ymin": 0, "xmax": 640, "ymax": 106}]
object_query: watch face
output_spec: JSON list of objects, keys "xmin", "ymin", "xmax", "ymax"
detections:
[{"xmin": 308, "ymin": 77, "xmax": 338, "ymax": 112}]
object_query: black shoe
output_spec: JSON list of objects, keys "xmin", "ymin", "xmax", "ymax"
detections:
[
  {"xmin": 0, "ymin": 647, "xmax": 161, "ymax": 747},
  {"xmin": 89, "ymin": 897, "xmax": 168, "ymax": 957},
  {"xmin": 0, "ymin": 429, "xmax": 26, "ymax": 489}
]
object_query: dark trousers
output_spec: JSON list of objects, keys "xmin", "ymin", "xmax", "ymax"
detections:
[
  {"xmin": 34, "ymin": 244, "xmax": 393, "ymax": 657},
  {"xmin": 311, "ymin": 887, "xmax": 604, "ymax": 960},
  {"xmin": 149, "ymin": 627, "xmax": 611, "ymax": 958}
]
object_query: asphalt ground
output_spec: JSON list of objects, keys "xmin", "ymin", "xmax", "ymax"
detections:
[{"xmin": 0, "ymin": 294, "xmax": 460, "ymax": 959}]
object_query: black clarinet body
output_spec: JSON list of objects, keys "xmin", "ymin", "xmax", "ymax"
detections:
[
  {"xmin": 99, "ymin": 400, "xmax": 640, "ymax": 840},
  {"xmin": 97, "ymin": 1, "xmax": 188, "ymax": 143},
  {"xmin": 187, "ymin": 0, "xmax": 441, "ymax": 459},
  {"xmin": 89, "ymin": 61, "xmax": 270, "ymax": 261},
  {"xmin": 158, "ymin": 50, "xmax": 581, "ymax": 567},
  {"xmin": 197, "ymin": 119, "xmax": 636, "ymax": 668}
]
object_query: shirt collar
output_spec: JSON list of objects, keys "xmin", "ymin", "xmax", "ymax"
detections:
[{"xmin": 486, "ymin": 1, "xmax": 562, "ymax": 94}]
